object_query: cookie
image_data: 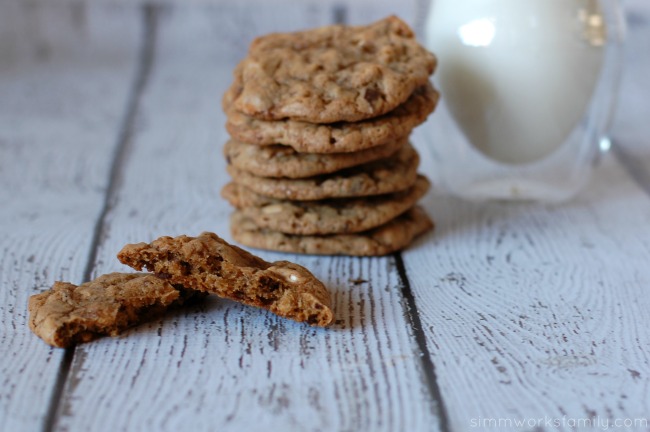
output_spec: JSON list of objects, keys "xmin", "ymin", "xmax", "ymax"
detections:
[
  {"xmin": 224, "ymin": 16, "xmax": 437, "ymax": 123},
  {"xmin": 118, "ymin": 232, "xmax": 333, "ymax": 327},
  {"xmin": 28, "ymin": 273, "xmax": 201, "ymax": 348},
  {"xmin": 224, "ymin": 135, "xmax": 408, "ymax": 179},
  {"xmin": 231, "ymin": 206, "xmax": 433, "ymax": 256},
  {"xmin": 224, "ymin": 84, "xmax": 438, "ymax": 153},
  {"xmin": 226, "ymin": 143, "xmax": 419, "ymax": 200},
  {"xmin": 221, "ymin": 175, "xmax": 430, "ymax": 235}
]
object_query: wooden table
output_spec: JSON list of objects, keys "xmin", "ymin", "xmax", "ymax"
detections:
[{"xmin": 2, "ymin": 1, "xmax": 649, "ymax": 431}]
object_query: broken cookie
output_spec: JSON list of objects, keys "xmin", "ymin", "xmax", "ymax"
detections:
[
  {"xmin": 117, "ymin": 232, "xmax": 333, "ymax": 327},
  {"xmin": 28, "ymin": 273, "xmax": 201, "ymax": 348}
]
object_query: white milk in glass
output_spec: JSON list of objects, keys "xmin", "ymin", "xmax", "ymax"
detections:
[{"xmin": 423, "ymin": 0, "xmax": 622, "ymax": 201}]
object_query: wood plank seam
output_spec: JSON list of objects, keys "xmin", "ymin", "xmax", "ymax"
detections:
[
  {"xmin": 41, "ymin": 349, "xmax": 74, "ymax": 432},
  {"xmin": 42, "ymin": 5, "xmax": 161, "ymax": 431},
  {"xmin": 394, "ymin": 253, "xmax": 451, "ymax": 432},
  {"xmin": 332, "ymin": 3, "xmax": 346, "ymax": 24},
  {"xmin": 332, "ymin": 5, "xmax": 451, "ymax": 429}
]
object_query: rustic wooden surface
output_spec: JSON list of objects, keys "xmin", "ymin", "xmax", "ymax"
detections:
[
  {"xmin": 0, "ymin": 3, "xmax": 140, "ymax": 431},
  {"xmin": 1, "ymin": 1, "xmax": 649, "ymax": 431}
]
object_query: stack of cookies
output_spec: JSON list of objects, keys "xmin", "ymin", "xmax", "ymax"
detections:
[{"xmin": 221, "ymin": 16, "xmax": 439, "ymax": 256}]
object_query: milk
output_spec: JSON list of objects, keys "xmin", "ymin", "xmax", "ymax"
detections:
[{"xmin": 425, "ymin": 0, "xmax": 606, "ymax": 165}]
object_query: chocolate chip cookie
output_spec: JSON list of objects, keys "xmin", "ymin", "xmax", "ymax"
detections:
[
  {"xmin": 118, "ymin": 232, "xmax": 333, "ymax": 326},
  {"xmin": 224, "ymin": 84, "xmax": 438, "ymax": 153},
  {"xmin": 28, "ymin": 273, "xmax": 201, "ymax": 348},
  {"xmin": 224, "ymin": 135, "xmax": 407, "ymax": 179},
  {"xmin": 221, "ymin": 175, "xmax": 430, "ymax": 235},
  {"xmin": 224, "ymin": 16, "xmax": 436, "ymax": 123},
  {"xmin": 226, "ymin": 143, "xmax": 419, "ymax": 200},
  {"xmin": 230, "ymin": 206, "xmax": 433, "ymax": 256}
]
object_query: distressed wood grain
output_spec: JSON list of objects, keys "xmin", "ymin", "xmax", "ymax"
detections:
[
  {"xmin": 52, "ymin": 5, "xmax": 441, "ymax": 432},
  {"xmin": 3, "ymin": 1, "xmax": 649, "ymax": 431},
  {"xmin": 405, "ymin": 111, "xmax": 650, "ymax": 431},
  {"xmin": 0, "ymin": 3, "xmax": 139, "ymax": 431}
]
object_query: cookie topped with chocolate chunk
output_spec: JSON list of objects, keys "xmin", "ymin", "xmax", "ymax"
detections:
[{"xmin": 225, "ymin": 16, "xmax": 437, "ymax": 123}]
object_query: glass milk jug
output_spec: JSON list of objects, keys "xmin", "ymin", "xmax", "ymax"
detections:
[{"xmin": 422, "ymin": 0, "xmax": 624, "ymax": 202}]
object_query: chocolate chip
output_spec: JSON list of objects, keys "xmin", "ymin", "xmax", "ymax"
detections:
[
  {"xmin": 179, "ymin": 261, "xmax": 191, "ymax": 275},
  {"xmin": 259, "ymin": 275, "xmax": 281, "ymax": 292},
  {"xmin": 256, "ymin": 295, "xmax": 274, "ymax": 306},
  {"xmin": 364, "ymin": 88, "xmax": 381, "ymax": 104}
]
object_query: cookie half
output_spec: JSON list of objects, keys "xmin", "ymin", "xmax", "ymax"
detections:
[
  {"xmin": 28, "ymin": 273, "xmax": 201, "ymax": 348},
  {"xmin": 231, "ymin": 206, "xmax": 433, "ymax": 256},
  {"xmin": 224, "ymin": 135, "xmax": 408, "ymax": 179},
  {"xmin": 221, "ymin": 175, "xmax": 430, "ymax": 235},
  {"xmin": 225, "ymin": 84, "xmax": 438, "ymax": 153},
  {"xmin": 118, "ymin": 232, "xmax": 333, "ymax": 327},
  {"xmin": 226, "ymin": 143, "xmax": 419, "ymax": 200},
  {"xmin": 225, "ymin": 16, "xmax": 436, "ymax": 123}
]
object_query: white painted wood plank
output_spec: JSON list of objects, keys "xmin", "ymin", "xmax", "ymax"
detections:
[
  {"xmin": 53, "ymin": 5, "xmax": 441, "ymax": 432},
  {"xmin": 406, "ymin": 112, "xmax": 650, "ymax": 430},
  {"xmin": 0, "ymin": 3, "xmax": 139, "ymax": 430}
]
